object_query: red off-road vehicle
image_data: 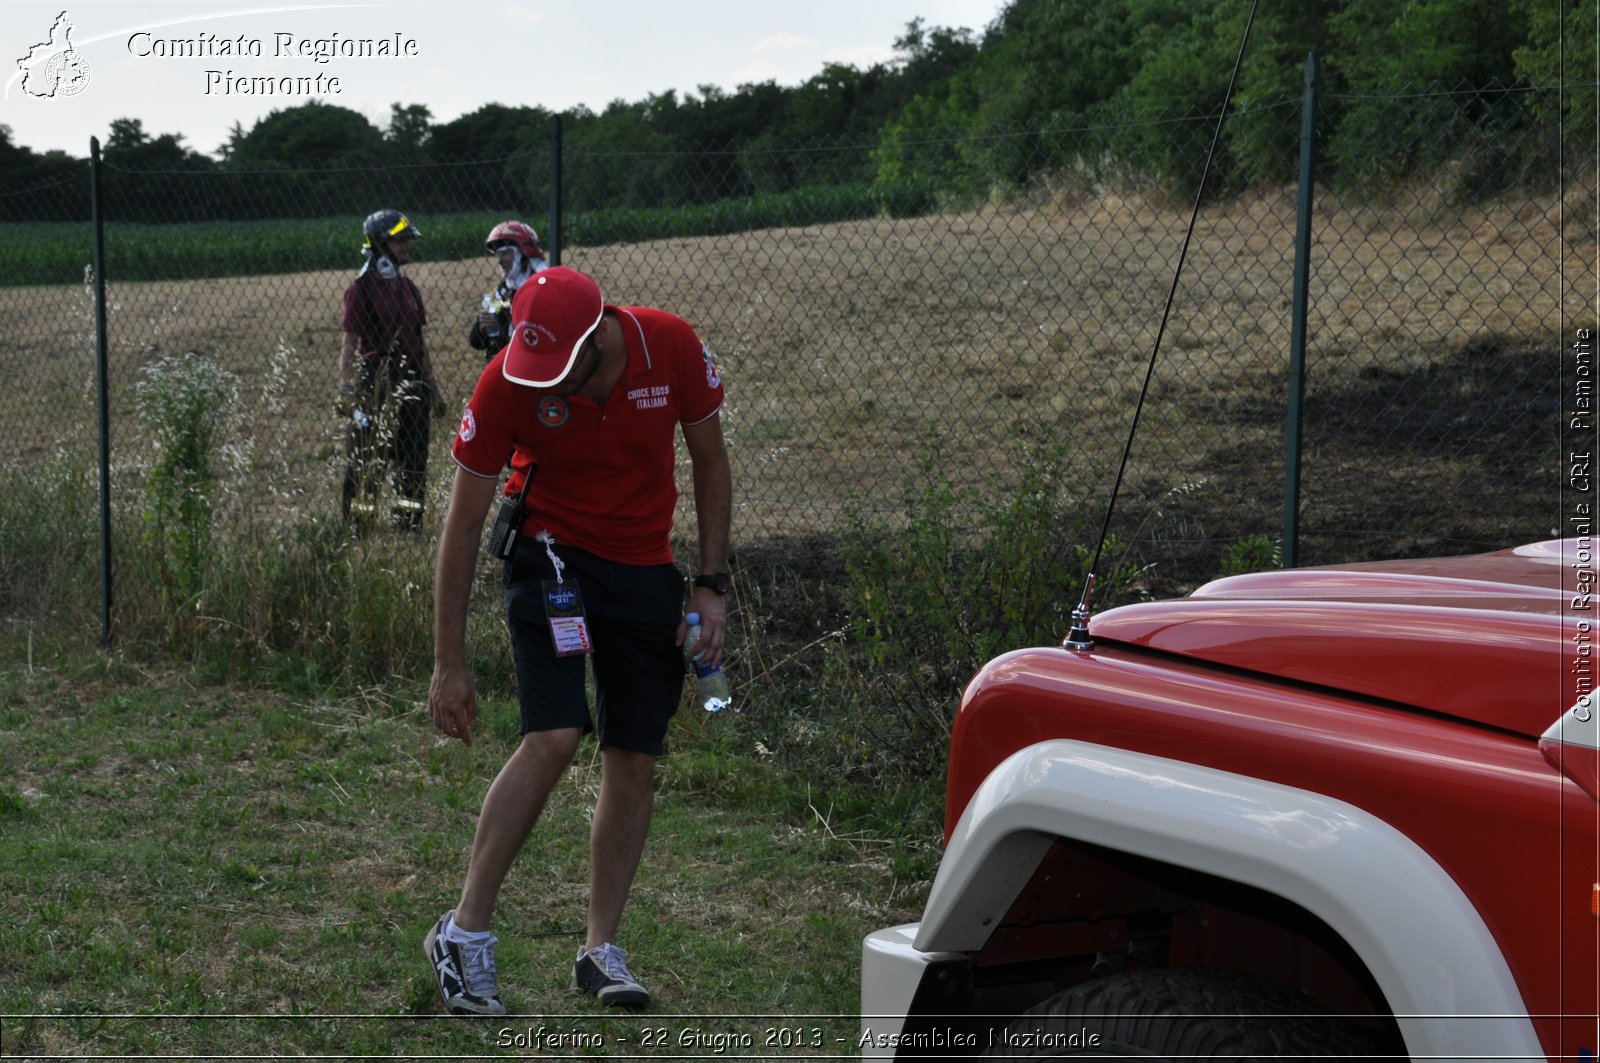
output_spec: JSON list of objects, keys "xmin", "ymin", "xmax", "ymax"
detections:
[{"xmin": 862, "ymin": 538, "xmax": 1598, "ymax": 1060}]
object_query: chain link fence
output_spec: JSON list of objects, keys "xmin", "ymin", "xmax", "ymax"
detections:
[{"xmin": 1, "ymin": 80, "xmax": 1593, "ymax": 642}]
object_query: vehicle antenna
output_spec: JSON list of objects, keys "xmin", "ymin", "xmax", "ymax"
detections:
[{"xmin": 1065, "ymin": 0, "xmax": 1262, "ymax": 652}]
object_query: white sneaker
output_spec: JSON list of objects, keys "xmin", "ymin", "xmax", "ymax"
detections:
[{"xmin": 423, "ymin": 911, "xmax": 506, "ymax": 1016}]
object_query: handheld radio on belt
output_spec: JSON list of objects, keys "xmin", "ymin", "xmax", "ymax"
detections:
[{"xmin": 486, "ymin": 467, "xmax": 535, "ymax": 560}]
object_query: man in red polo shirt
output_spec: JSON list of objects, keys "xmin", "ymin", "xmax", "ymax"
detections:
[{"xmin": 424, "ymin": 266, "xmax": 732, "ymax": 1015}]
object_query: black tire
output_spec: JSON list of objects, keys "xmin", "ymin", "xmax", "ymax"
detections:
[{"xmin": 982, "ymin": 968, "xmax": 1395, "ymax": 1060}]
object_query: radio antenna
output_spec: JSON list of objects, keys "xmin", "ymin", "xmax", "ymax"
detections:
[{"xmin": 1065, "ymin": 0, "xmax": 1262, "ymax": 651}]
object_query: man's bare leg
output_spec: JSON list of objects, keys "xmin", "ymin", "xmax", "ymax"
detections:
[
  {"xmin": 586, "ymin": 746, "xmax": 657, "ymax": 947},
  {"xmin": 453, "ymin": 727, "xmax": 581, "ymax": 932}
]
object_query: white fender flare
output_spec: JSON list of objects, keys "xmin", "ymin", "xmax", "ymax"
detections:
[{"xmin": 865, "ymin": 740, "xmax": 1542, "ymax": 1061}]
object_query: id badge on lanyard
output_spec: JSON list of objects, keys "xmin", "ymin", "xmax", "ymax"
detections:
[
  {"xmin": 537, "ymin": 532, "xmax": 591, "ymax": 656},
  {"xmin": 543, "ymin": 580, "xmax": 590, "ymax": 656}
]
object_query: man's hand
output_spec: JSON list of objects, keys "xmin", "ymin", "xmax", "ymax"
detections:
[
  {"xmin": 431, "ymin": 468, "xmax": 500, "ymax": 747},
  {"xmin": 679, "ymin": 586, "xmax": 728, "ymax": 669},
  {"xmin": 428, "ymin": 664, "xmax": 477, "ymax": 745}
]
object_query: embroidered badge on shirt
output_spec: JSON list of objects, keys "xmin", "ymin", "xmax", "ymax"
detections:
[
  {"xmin": 537, "ymin": 395, "xmax": 570, "ymax": 428},
  {"xmin": 458, "ymin": 407, "xmax": 477, "ymax": 442},
  {"xmin": 627, "ymin": 385, "xmax": 671, "ymax": 410},
  {"xmin": 701, "ymin": 344, "xmax": 721, "ymax": 389}
]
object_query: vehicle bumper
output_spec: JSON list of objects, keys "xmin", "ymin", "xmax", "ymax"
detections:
[{"xmin": 860, "ymin": 923, "xmax": 964, "ymax": 1059}]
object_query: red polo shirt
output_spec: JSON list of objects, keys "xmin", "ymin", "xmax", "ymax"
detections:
[{"xmin": 452, "ymin": 305, "xmax": 724, "ymax": 566}]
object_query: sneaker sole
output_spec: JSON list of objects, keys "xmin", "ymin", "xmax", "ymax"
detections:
[
  {"xmin": 572, "ymin": 977, "xmax": 650, "ymax": 1008},
  {"xmin": 596, "ymin": 984, "xmax": 650, "ymax": 1008}
]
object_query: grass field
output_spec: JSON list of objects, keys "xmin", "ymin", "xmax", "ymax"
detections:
[
  {"xmin": 0, "ymin": 183, "xmax": 915, "ymax": 287},
  {"xmin": 0, "ymin": 657, "xmax": 926, "ymax": 1057}
]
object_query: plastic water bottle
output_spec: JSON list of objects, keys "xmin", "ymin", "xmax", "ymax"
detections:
[
  {"xmin": 481, "ymin": 293, "xmax": 503, "ymax": 339},
  {"xmin": 684, "ymin": 612, "xmax": 732, "ymax": 713}
]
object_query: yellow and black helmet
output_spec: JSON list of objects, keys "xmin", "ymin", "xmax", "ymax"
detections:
[{"xmin": 361, "ymin": 209, "xmax": 421, "ymax": 250}]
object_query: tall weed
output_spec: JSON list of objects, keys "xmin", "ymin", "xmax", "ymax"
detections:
[
  {"xmin": 0, "ymin": 449, "xmax": 99, "ymax": 644},
  {"xmin": 133, "ymin": 352, "xmax": 237, "ymax": 632},
  {"xmin": 102, "ymin": 496, "xmax": 493, "ymax": 688}
]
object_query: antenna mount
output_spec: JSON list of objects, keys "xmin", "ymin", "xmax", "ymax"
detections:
[{"xmin": 1063, "ymin": 573, "xmax": 1097, "ymax": 652}]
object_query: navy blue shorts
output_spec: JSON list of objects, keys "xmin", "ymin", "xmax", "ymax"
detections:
[{"xmin": 503, "ymin": 539, "xmax": 685, "ymax": 756}]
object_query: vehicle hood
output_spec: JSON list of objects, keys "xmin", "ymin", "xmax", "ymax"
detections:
[{"xmin": 1089, "ymin": 539, "xmax": 1593, "ymax": 738}]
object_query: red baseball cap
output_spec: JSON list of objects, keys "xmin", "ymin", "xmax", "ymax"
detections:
[{"xmin": 502, "ymin": 266, "xmax": 604, "ymax": 387}]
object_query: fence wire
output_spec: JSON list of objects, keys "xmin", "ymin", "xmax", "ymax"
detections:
[{"xmin": 0, "ymin": 81, "xmax": 1593, "ymax": 636}]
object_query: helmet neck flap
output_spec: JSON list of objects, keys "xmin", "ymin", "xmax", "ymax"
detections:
[
  {"xmin": 358, "ymin": 247, "xmax": 401, "ymax": 280},
  {"xmin": 495, "ymin": 250, "xmax": 541, "ymax": 298}
]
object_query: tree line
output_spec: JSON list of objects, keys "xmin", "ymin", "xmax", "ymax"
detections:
[{"xmin": 0, "ymin": 0, "xmax": 1590, "ymax": 225}]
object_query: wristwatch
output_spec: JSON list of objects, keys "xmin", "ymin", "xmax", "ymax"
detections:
[{"xmin": 694, "ymin": 572, "xmax": 731, "ymax": 595}]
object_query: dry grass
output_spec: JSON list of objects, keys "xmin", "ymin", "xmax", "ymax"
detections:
[{"xmin": 0, "ymin": 182, "xmax": 1591, "ymax": 579}]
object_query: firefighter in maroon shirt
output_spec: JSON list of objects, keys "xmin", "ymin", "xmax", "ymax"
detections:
[{"xmin": 338, "ymin": 209, "xmax": 446, "ymax": 528}]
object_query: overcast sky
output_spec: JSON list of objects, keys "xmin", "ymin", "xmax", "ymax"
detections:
[{"xmin": 3, "ymin": 0, "xmax": 1006, "ymax": 158}]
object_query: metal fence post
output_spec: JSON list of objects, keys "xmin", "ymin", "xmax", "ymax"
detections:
[
  {"xmin": 89, "ymin": 136, "xmax": 113, "ymax": 644},
  {"xmin": 548, "ymin": 114, "xmax": 563, "ymax": 266},
  {"xmin": 1284, "ymin": 52, "xmax": 1320, "ymax": 568}
]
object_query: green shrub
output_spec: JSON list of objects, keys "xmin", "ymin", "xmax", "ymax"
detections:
[
  {"xmin": 1218, "ymin": 533, "xmax": 1282, "ymax": 578},
  {"xmin": 826, "ymin": 436, "xmax": 1146, "ymax": 783}
]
